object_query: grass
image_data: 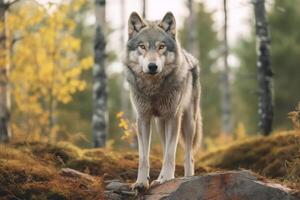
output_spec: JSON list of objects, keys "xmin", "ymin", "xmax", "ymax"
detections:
[{"xmin": 0, "ymin": 130, "xmax": 299, "ymax": 199}]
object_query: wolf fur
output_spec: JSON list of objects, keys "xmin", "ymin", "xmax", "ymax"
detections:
[{"xmin": 124, "ymin": 11, "xmax": 203, "ymax": 191}]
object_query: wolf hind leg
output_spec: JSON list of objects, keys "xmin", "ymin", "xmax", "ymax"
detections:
[
  {"xmin": 153, "ymin": 118, "xmax": 167, "ymax": 184},
  {"xmin": 155, "ymin": 118, "xmax": 166, "ymax": 157},
  {"xmin": 182, "ymin": 106, "xmax": 196, "ymax": 177}
]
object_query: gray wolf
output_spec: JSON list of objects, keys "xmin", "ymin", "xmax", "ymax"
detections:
[{"xmin": 124, "ymin": 11, "xmax": 203, "ymax": 191}]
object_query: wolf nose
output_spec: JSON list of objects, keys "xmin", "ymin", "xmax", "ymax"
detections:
[{"xmin": 148, "ymin": 63, "xmax": 158, "ymax": 74}]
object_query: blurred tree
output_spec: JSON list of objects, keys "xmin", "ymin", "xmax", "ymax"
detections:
[
  {"xmin": 269, "ymin": 0, "xmax": 300, "ymax": 129},
  {"xmin": 221, "ymin": 0, "xmax": 232, "ymax": 134},
  {"xmin": 58, "ymin": 0, "xmax": 94, "ymax": 146},
  {"xmin": 7, "ymin": 0, "xmax": 92, "ymax": 139},
  {"xmin": 253, "ymin": 0, "xmax": 273, "ymax": 135},
  {"xmin": 186, "ymin": 0, "xmax": 198, "ymax": 55},
  {"xmin": 180, "ymin": 3, "xmax": 221, "ymax": 137},
  {"xmin": 120, "ymin": 0, "xmax": 129, "ymax": 118},
  {"xmin": 55, "ymin": 0, "xmax": 117, "ymax": 147},
  {"xmin": 232, "ymin": 34, "xmax": 258, "ymax": 134},
  {"xmin": 108, "ymin": 74, "xmax": 122, "ymax": 139},
  {"xmin": 234, "ymin": 0, "xmax": 300, "ymax": 132},
  {"xmin": 142, "ymin": 0, "xmax": 147, "ymax": 18},
  {"xmin": 0, "ymin": 0, "xmax": 11, "ymax": 142},
  {"xmin": 93, "ymin": 0, "xmax": 107, "ymax": 147}
]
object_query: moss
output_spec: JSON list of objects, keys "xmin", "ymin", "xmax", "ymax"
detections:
[
  {"xmin": 197, "ymin": 130, "xmax": 300, "ymax": 188},
  {"xmin": 2, "ymin": 131, "xmax": 299, "ymax": 199},
  {"xmin": 68, "ymin": 148, "xmax": 210, "ymax": 182},
  {"xmin": 17, "ymin": 142, "xmax": 81, "ymax": 167},
  {"xmin": 0, "ymin": 144, "xmax": 103, "ymax": 200}
]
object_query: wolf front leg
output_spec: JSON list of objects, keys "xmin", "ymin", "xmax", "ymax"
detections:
[
  {"xmin": 151, "ymin": 114, "xmax": 181, "ymax": 186},
  {"xmin": 132, "ymin": 115, "xmax": 151, "ymax": 192}
]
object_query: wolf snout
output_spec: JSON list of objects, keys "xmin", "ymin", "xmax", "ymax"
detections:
[{"xmin": 148, "ymin": 63, "xmax": 158, "ymax": 74}]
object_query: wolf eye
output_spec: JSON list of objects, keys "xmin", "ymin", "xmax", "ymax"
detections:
[
  {"xmin": 139, "ymin": 44, "xmax": 146, "ymax": 50},
  {"xmin": 159, "ymin": 44, "xmax": 166, "ymax": 50}
]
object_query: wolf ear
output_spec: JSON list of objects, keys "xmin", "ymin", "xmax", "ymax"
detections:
[
  {"xmin": 159, "ymin": 12, "xmax": 176, "ymax": 38},
  {"xmin": 128, "ymin": 12, "xmax": 146, "ymax": 39}
]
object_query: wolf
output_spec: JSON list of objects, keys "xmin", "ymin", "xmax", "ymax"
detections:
[{"xmin": 124, "ymin": 11, "xmax": 203, "ymax": 191}]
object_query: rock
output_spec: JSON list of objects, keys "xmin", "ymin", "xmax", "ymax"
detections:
[
  {"xmin": 144, "ymin": 170, "xmax": 300, "ymax": 200},
  {"xmin": 102, "ymin": 170, "xmax": 300, "ymax": 200},
  {"xmin": 104, "ymin": 190, "xmax": 123, "ymax": 200},
  {"xmin": 105, "ymin": 181, "xmax": 135, "ymax": 200},
  {"xmin": 104, "ymin": 179, "xmax": 122, "ymax": 184},
  {"xmin": 106, "ymin": 181, "xmax": 131, "ymax": 192}
]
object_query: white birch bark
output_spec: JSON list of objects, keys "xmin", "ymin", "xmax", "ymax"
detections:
[
  {"xmin": 93, "ymin": 0, "xmax": 107, "ymax": 147},
  {"xmin": 253, "ymin": 0, "xmax": 274, "ymax": 135},
  {"xmin": 0, "ymin": 0, "xmax": 11, "ymax": 142}
]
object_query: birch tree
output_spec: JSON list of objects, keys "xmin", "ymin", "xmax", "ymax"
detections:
[
  {"xmin": 93, "ymin": 0, "xmax": 107, "ymax": 147},
  {"xmin": 253, "ymin": 0, "xmax": 273, "ymax": 135},
  {"xmin": 120, "ymin": 0, "xmax": 129, "ymax": 116},
  {"xmin": 221, "ymin": 0, "xmax": 231, "ymax": 134},
  {"xmin": 142, "ymin": 0, "xmax": 146, "ymax": 18},
  {"xmin": 0, "ymin": 0, "xmax": 11, "ymax": 142}
]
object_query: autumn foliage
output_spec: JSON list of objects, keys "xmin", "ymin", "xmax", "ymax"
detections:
[{"xmin": 1, "ymin": 0, "xmax": 92, "ymax": 140}]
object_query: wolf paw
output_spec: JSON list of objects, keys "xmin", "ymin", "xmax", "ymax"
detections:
[
  {"xmin": 131, "ymin": 181, "xmax": 149, "ymax": 193},
  {"xmin": 150, "ymin": 179, "xmax": 162, "ymax": 187},
  {"xmin": 150, "ymin": 177, "xmax": 173, "ymax": 187}
]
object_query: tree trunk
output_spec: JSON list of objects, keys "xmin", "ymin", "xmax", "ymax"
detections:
[
  {"xmin": 120, "ymin": 0, "xmax": 129, "ymax": 116},
  {"xmin": 0, "ymin": 0, "xmax": 11, "ymax": 143},
  {"xmin": 93, "ymin": 0, "xmax": 107, "ymax": 147},
  {"xmin": 253, "ymin": 0, "xmax": 273, "ymax": 136},
  {"xmin": 142, "ymin": 0, "xmax": 146, "ymax": 18},
  {"xmin": 221, "ymin": 0, "xmax": 232, "ymax": 134},
  {"xmin": 187, "ymin": 0, "xmax": 197, "ymax": 56}
]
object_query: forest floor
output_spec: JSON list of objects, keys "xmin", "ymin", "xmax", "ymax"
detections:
[{"xmin": 0, "ymin": 130, "xmax": 299, "ymax": 200}]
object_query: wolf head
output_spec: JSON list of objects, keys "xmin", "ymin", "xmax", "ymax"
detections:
[{"xmin": 126, "ymin": 12, "xmax": 179, "ymax": 76}]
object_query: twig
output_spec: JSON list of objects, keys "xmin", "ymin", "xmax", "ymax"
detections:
[{"xmin": 0, "ymin": 0, "xmax": 21, "ymax": 10}]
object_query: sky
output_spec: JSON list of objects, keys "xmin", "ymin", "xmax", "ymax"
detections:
[{"xmin": 106, "ymin": 0, "xmax": 252, "ymax": 73}]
